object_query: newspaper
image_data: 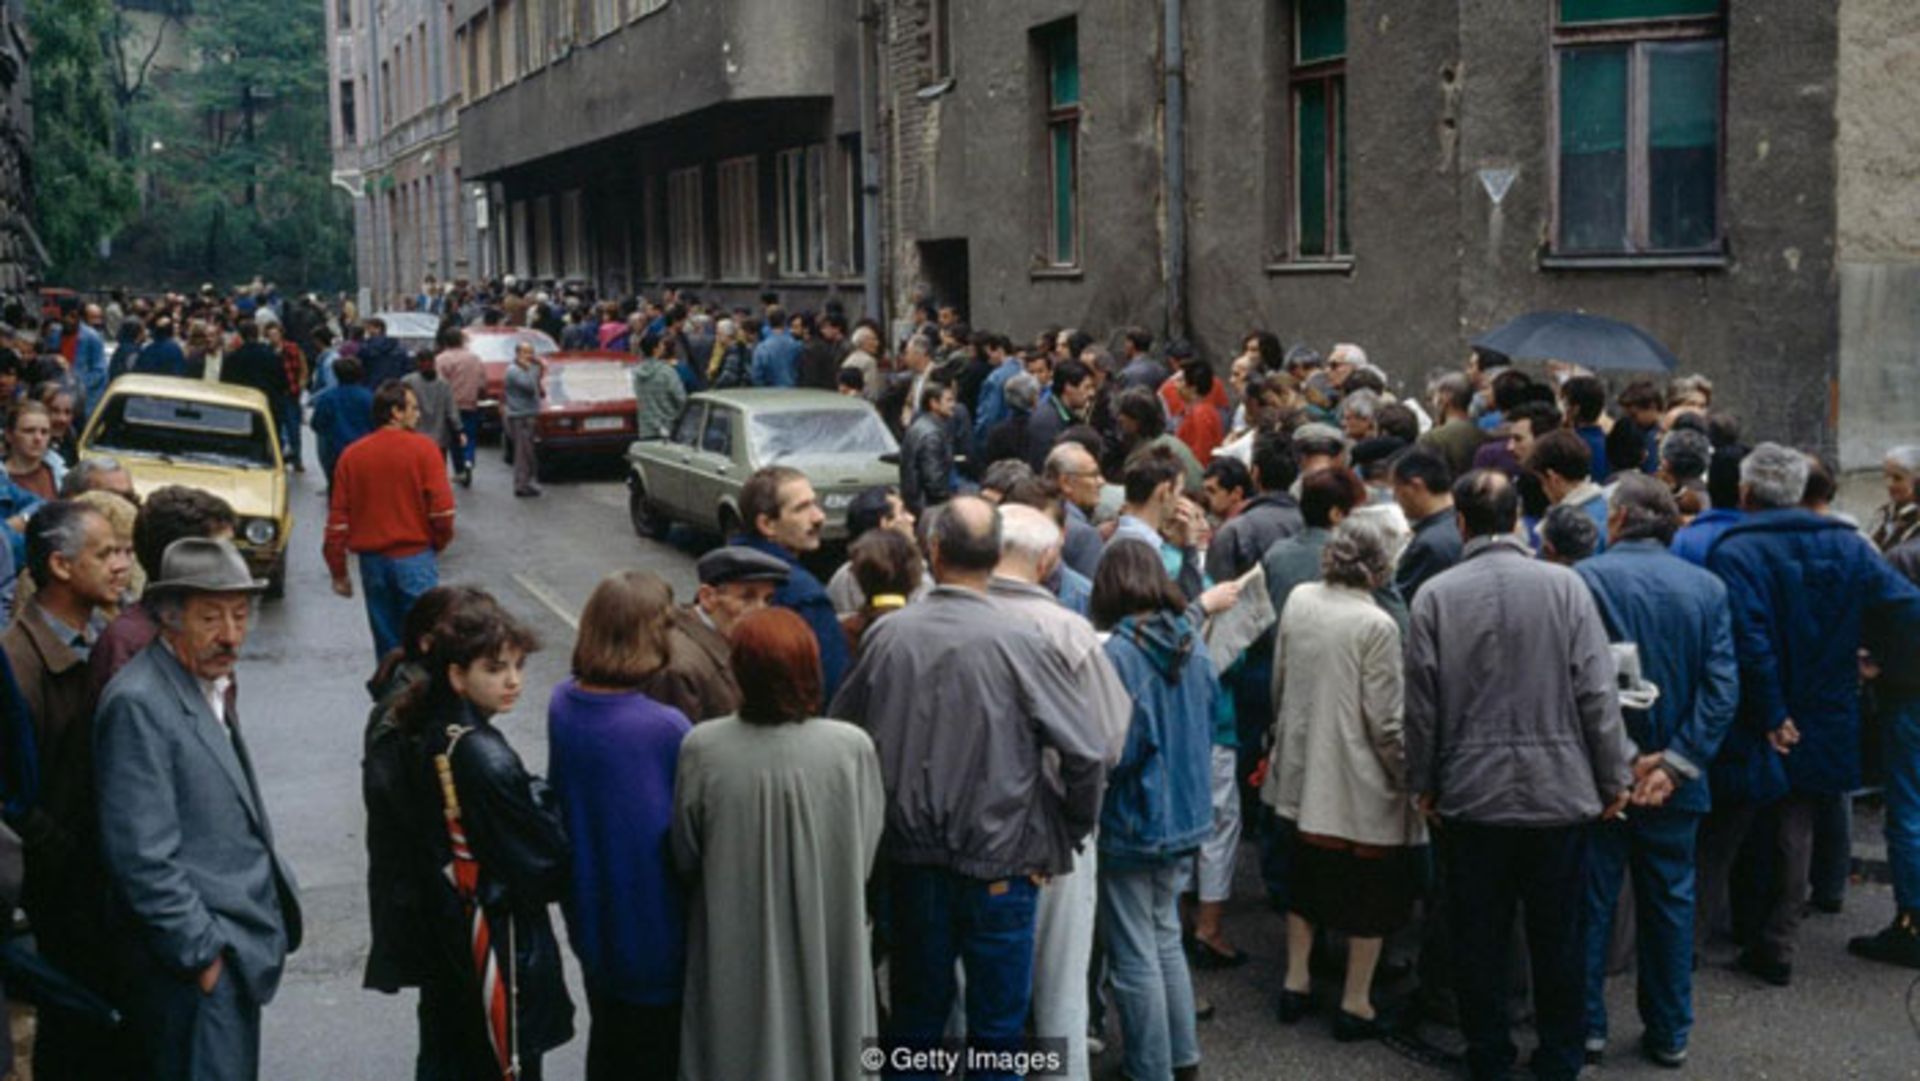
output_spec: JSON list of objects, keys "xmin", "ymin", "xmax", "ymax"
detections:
[{"xmin": 1204, "ymin": 566, "xmax": 1275, "ymax": 673}]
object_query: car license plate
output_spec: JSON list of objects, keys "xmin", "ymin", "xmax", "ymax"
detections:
[
  {"xmin": 823, "ymin": 492, "xmax": 853, "ymax": 510},
  {"xmin": 583, "ymin": 416, "xmax": 625, "ymax": 432}
]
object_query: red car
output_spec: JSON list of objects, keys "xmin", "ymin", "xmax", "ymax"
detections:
[{"xmin": 530, "ymin": 352, "xmax": 639, "ymax": 478}]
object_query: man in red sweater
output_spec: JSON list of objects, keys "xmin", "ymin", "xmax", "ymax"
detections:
[
  {"xmin": 324, "ymin": 380, "xmax": 456, "ymax": 663},
  {"xmin": 1174, "ymin": 358, "xmax": 1226, "ymax": 465}
]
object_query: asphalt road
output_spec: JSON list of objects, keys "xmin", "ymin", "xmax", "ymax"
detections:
[{"xmin": 243, "ymin": 448, "xmax": 1920, "ymax": 1079}]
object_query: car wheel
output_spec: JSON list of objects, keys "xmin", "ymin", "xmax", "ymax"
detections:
[
  {"xmin": 628, "ymin": 478, "xmax": 672, "ymax": 540},
  {"xmin": 265, "ymin": 559, "xmax": 286, "ymax": 600}
]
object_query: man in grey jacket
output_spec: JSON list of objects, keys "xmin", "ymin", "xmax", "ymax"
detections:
[
  {"xmin": 95, "ymin": 538, "xmax": 301, "ymax": 1081},
  {"xmin": 1405, "ymin": 470, "xmax": 1633, "ymax": 1081},
  {"xmin": 831, "ymin": 496, "xmax": 1106, "ymax": 1069}
]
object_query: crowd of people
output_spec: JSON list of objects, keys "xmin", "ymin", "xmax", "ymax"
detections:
[{"xmin": 0, "ymin": 271, "xmax": 1916, "ymax": 1081}]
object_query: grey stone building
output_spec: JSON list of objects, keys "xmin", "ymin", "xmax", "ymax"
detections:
[
  {"xmin": 897, "ymin": 0, "xmax": 1916, "ymax": 460},
  {"xmin": 452, "ymin": 0, "xmax": 875, "ymax": 317},
  {"xmin": 329, "ymin": 0, "xmax": 482, "ymax": 312},
  {"xmin": 436, "ymin": 0, "xmax": 1913, "ymax": 461},
  {"xmin": 0, "ymin": 0, "xmax": 33, "ymax": 292}
]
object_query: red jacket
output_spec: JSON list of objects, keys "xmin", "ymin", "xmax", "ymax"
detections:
[{"xmin": 323, "ymin": 427, "xmax": 456, "ymax": 580}]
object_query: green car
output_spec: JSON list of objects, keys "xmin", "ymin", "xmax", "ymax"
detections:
[{"xmin": 626, "ymin": 389, "xmax": 902, "ymax": 542}]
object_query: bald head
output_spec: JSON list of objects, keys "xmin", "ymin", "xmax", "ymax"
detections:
[
  {"xmin": 930, "ymin": 495, "xmax": 1002, "ymax": 585},
  {"xmin": 1451, "ymin": 468, "xmax": 1518, "ymax": 539}
]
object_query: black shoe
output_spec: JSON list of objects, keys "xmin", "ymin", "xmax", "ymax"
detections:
[
  {"xmin": 1276, "ymin": 989, "xmax": 1314, "ymax": 1024},
  {"xmin": 1584, "ymin": 1036, "xmax": 1607, "ymax": 1066},
  {"xmin": 1736, "ymin": 949, "xmax": 1792, "ymax": 986},
  {"xmin": 1641, "ymin": 1036, "xmax": 1688, "ymax": 1069},
  {"xmin": 1847, "ymin": 910, "xmax": 1920, "ymax": 970},
  {"xmin": 458, "ymin": 467, "xmax": 473, "ymax": 488},
  {"xmin": 1807, "ymin": 897, "xmax": 1844, "ymax": 916},
  {"xmin": 292, "ymin": 461, "xmax": 306, "ymax": 474},
  {"xmin": 1333, "ymin": 1009, "xmax": 1389, "ymax": 1043},
  {"xmin": 1188, "ymin": 938, "xmax": 1249, "ymax": 970}
]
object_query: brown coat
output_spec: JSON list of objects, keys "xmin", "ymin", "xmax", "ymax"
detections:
[
  {"xmin": 2, "ymin": 606, "xmax": 104, "ymax": 916},
  {"xmin": 639, "ymin": 606, "xmax": 742, "ymax": 723}
]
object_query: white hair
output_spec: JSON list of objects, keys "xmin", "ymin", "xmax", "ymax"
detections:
[
  {"xmin": 1740, "ymin": 442, "xmax": 1810, "ymax": 509},
  {"xmin": 998, "ymin": 504, "xmax": 1062, "ymax": 562},
  {"xmin": 1331, "ymin": 342, "xmax": 1369, "ymax": 368},
  {"xmin": 717, "ymin": 318, "xmax": 738, "ymax": 338},
  {"xmin": 1886, "ymin": 445, "xmax": 1920, "ymax": 475},
  {"xmin": 1044, "ymin": 440, "xmax": 1096, "ymax": 479},
  {"xmin": 851, "ymin": 326, "xmax": 879, "ymax": 351}
]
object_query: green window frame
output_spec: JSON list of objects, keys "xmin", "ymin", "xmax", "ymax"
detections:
[
  {"xmin": 1042, "ymin": 22, "xmax": 1080, "ymax": 268},
  {"xmin": 1290, "ymin": 0, "xmax": 1348, "ymax": 260},
  {"xmin": 1552, "ymin": 2, "xmax": 1724, "ymax": 256}
]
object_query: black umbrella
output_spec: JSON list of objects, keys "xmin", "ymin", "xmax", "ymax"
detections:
[
  {"xmin": 0, "ymin": 939, "xmax": 122, "ymax": 1029},
  {"xmin": 1472, "ymin": 310, "xmax": 1678, "ymax": 373}
]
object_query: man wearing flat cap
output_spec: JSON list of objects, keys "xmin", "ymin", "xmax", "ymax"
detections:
[
  {"xmin": 638, "ymin": 546, "xmax": 789, "ymax": 722},
  {"xmin": 94, "ymin": 537, "xmax": 302, "ymax": 1081}
]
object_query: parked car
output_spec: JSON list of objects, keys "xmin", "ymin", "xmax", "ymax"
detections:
[
  {"xmin": 531, "ymin": 353, "xmax": 638, "ymax": 479},
  {"xmin": 626, "ymin": 389, "xmax": 899, "ymax": 542},
  {"xmin": 77, "ymin": 374, "xmax": 292, "ymax": 597},
  {"xmin": 365, "ymin": 311, "xmax": 441, "ymax": 356}
]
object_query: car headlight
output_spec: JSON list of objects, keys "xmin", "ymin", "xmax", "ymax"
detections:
[{"xmin": 242, "ymin": 518, "xmax": 277, "ymax": 546}]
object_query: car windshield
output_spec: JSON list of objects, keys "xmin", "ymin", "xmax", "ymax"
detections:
[
  {"xmin": 548, "ymin": 363, "xmax": 633, "ymax": 405},
  {"xmin": 469, "ymin": 330, "xmax": 559, "ymax": 363},
  {"xmin": 88, "ymin": 393, "xmax": 277, "ymax": 468},
  {"xmin": 748, "ymin": 408, "xmax": 897, "ymax": 462}
]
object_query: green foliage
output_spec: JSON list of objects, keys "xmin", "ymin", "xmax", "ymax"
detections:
[
  {"xmin": 100, "ymin": 0, "xmax": 354, "ymax": 292},
  {"xmin": 27, "ymin": 0, "xmax": 140, "ymax": 282}
]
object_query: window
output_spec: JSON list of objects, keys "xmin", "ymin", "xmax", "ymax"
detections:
[
  {"xmin": 1554, "ymin": 0, "xmax": 1724, "ymax": 256},
  {"xmin": 702, "ymin": 410, "xmax": 733, "ymax": 457},
  {"xmin": 642, "ymin": 174, "xmax": 665, "ymax": 280},
  {"xmin": 1039, "ymin": 22, "xmax": 1079, "ymax": 267},
  {"xmin": 337, "ymin": 0, "xmax": 351, "ymax": 31},
  {"xmin": 841, "ymin": 135, "xmax": 865, "ymax": 274},
  {"xmin": 453, "ymin": 27, "xmax": 467, "ymax": 104},
  {"xmin": 673, "ymin": 402, "xmax": 705, "ymax": 447},
  {"xmin": 526, "ymin": 0, "xmax": 546, "ymax": 71},
  {"xmin": 666, "ymin": 166, "xmax": 703, "ymax": 279},
  {"xmin": 631, "ymin": 0, "xmax": 667, "ymax": 22},
  {"xmin": 380, "ymin": 59, "xmax": 393, "ymax": 127},
  {"xmin": 472, "ymin": 13, "xmax": 492, "ymax": 95},
  {"xmin": 1290, "ymin": 0, "xmax": 1347, "ymax": 259},
  {"xmin": 928, "ymin": 0, "xmax": 953, "ymax": 84},
  {"xmin": 338, "ymin": 81, "xmax": 356, "ymax": 143},
  {"xmin": 497, "ymin": 0, "xmax": 519, "ymax": 82},
  {"xmin": 594, "ymin": 0, "xmax": 619, "ymax": 37},
  {"xmin": 716, "ymin": 157, "xmax": 759, "ymax": 280},
  {"xmin": 561, "ymin": 190, "xmax": 587, "ymax": 277},
  {"xmin": 776, "ymin": 146, "xmax": 827, "ymax": 277}
]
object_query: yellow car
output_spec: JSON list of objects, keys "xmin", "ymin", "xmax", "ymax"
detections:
[{"xmin": 77, "ymin": 375, "xmax": 292, "ymax": 597}]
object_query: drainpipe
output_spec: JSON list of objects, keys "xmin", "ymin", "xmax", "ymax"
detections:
[
  {"xmin": 856, "ymin": 0, "xmax": 884, "ymax": 325},
  {"xmin": 1162, "ymin": 0, "xmax": 1188, "ymax": 343}
]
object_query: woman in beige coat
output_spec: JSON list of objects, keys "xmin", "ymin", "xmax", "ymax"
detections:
[{"xmin": 1262, "ymin": 517, "xmax": 1426, "ymax": 1041}]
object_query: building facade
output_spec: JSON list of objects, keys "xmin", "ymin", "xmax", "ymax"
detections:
[
  {"xmin": 0, "ymin": 0, "xmax": 32, "ymax": 291},
  {"xmin": 329, "ymin": 0, "xmax": 482, "ymax": 312},
  {"xmin": 432, "ymin": 0, "xmax": 1912, "ymax": 462}
]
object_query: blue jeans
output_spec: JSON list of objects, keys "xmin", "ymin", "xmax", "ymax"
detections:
[
  {"xmin": 886, "ymin": 864, "xmax": 1038, "ymax": 1081},
  {"xmin": 359, "ymin": 550, "xmax": 439, "ymax": 661},
  {"xmin": 458, "ymin": 409, "xmax": 481, "ymax": 471},
  {"xmin": 280, "ymin": 397, "xmax": 303, "ymax": 463},
  {"xmin": 1098, "ymin": 860, "xmax": 1198, "ymax": 1081},
  {"xmin": 1886, "ymin": 694, "xmax": 1920, "ymax": 911},
  {"xmin": 1584, "ymin": 810, "xmax": 1699, "ymax": 1051},
  {"xmin": 1445, "ymin": 821, "xmax": 1588, "ymax": 1081}
]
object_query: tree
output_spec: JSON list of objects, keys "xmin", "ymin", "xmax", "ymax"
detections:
[{"xmin": 27, "ymin": 0, "xmax": 139, "ymax": 282}]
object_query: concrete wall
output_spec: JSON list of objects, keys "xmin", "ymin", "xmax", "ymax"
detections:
[
  {"xmin": 1835, "ymin": 0, "xmax": 1920, "ymax": 468},
  {"xmin": 894, "ymin": 0, "xmax": 1845, "ymax": 452},
  {"xmin": 458, "ymin": 0, "xmax": 858, "ymax": 178}
]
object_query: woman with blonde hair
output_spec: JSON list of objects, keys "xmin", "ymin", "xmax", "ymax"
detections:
[{"xmin": 547, "ymin": 570, "xmax": 691, "ymax": 1080}]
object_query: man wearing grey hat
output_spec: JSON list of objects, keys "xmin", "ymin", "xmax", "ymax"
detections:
[
  {"xmin": 94, "ymin": 537, "xmax": 301, "ymax": 1081},
  {"xmin": 638, "ymin": 546, "xmax": 789, "ymax": 722}
]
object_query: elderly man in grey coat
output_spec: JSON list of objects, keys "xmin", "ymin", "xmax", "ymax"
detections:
[
  {"xmin": 95, "ymin": 538, "xmax": 301, "ymax": 1081},
  {"xmin": 989, "ymin": 504, "xmax": 1128, "ymax": 1079},
  {"xmin": 831, "ymin": 496, "xmax": 1106, "ymax": 1072},
  {"xmin": 1405, "ymin": 470, "xmax": 1633, "ymax": 1081}
]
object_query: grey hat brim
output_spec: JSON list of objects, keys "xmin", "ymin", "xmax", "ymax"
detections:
[{"xmin": 144, "ymin": 576, "xmax": 270, "ymax": 596}]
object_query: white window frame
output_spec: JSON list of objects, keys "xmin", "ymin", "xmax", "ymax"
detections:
[
  {"xmin": 666, "ymin": 166, "xmax": 704, "ymax": 280},
  {"xmin": 715, "ymin": 156, "xmax": 759, "ymax": 281},
  {"xmin": 775, "ymin": 145, "xmax": 828, "ymax": 278}
]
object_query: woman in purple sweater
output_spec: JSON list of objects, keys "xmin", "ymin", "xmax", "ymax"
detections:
[{"xmin": 547, "ymin": 571, "xmax": 692, "ymax": 1081}]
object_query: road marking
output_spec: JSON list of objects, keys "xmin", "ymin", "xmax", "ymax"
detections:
[{"xmin": 510, "ymin": 572, "xmax": 579, "ymax": 631}]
